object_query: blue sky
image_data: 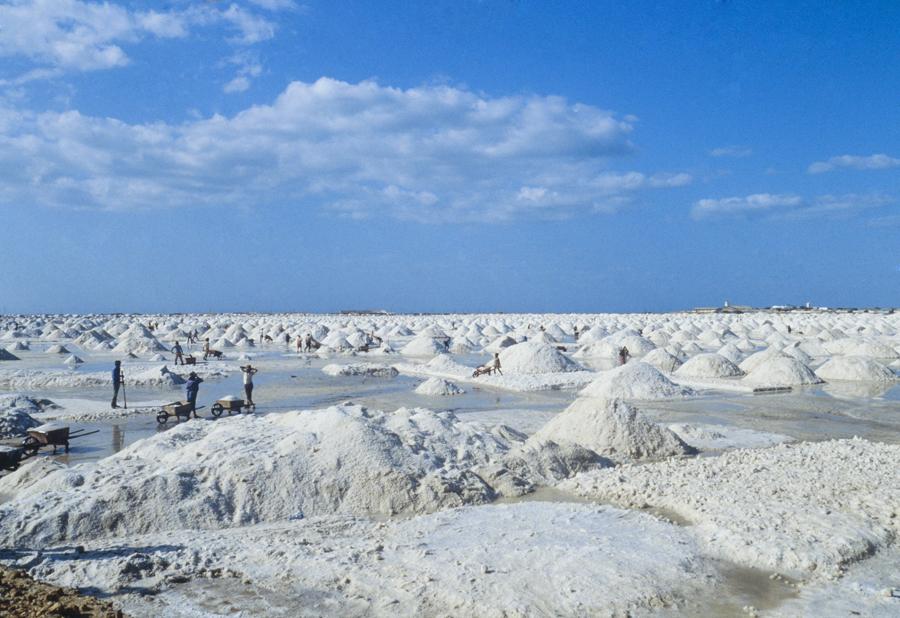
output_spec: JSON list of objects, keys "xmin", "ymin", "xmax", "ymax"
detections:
[{"xmin": 1, "ymin": 0, "xmax": 898, "ymax": 314}]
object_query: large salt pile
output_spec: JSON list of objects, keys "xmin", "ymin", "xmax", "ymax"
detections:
[
  {"xmin": 529, "ymin": 398, "xmax": 695, "ymax": 462},
  {"xmin": 0, "ymin": 405, "xmax": 517, "ymax": 547},
  {"xmin": 498, "ymin": 341, "xmax": 583, "ymax": 375},
  {"xmin": 0, "ymin": 349, "xmax": 20, "ymax": 361},
  {"xmin": 564, "ymin": 439, "xmax": 900, "ymax": 580},
  {"xmin": 824, "ymin": 338, "xmax": 899, "ymax": 359},
  {"xmin": 578, "ymin": 362, "xmax": 692, "ymax": 400},
  {"xmin": 641, "ymin": 348, "xmax": 682, "ymax": 373},
  {"xmin": 45, "ymin": 344, "xmax": 70, "ymax": 354},
  {"xmin": 415, "ymin": 377, "xmax": 465, "ymax": 396},
  {"xmin": 674, "ymin": 353, "xmax": 743, "ymax": 379},
  {"xmin": 742, "ymin": 355, "xmax": 823, "ymax": 387},
  {"xmin": 815, "ymin": 356, "xmax": 897, "ymax": 382},
  {"xmin": 402, "ymin": 336, "xmax": 449, "ymax": 356},
  {"xmin": 0, "ymin": 396, "xmax": 42, "ymax": 438}
]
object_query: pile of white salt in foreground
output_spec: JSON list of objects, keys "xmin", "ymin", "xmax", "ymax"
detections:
[
  {"xmin": 414, "ymin": 377, "xmax": 465, "ymax": 396},
  {"xmin": 578, "ymin": 362, "xmax": 693, "ymax": 400},
  {"xmin": 815, "ymin": 356, "xmax": 897, "ymax": 382},
  {"xmin": 528, "ymin": 397, "xmax": 695, "ymax": 462},
  {"xmin": 563, "ymin": 438, "xmax": 900, "ymax": 581},
  {"xmin": 0, "ymin": 405, "xmax": 525, "ymax": 548},
  {"xmin": 497, "ymin": 341, "xmax": 583, "ymax": 375},
  {"xmin": 18, "ymin": 503, "xmax": 718, "ymax": 618}
]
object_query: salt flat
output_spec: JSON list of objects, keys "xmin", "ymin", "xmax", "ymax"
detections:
[{"xmin": 1, "ymin": 310, "xmax": 899, "ymax": 616}]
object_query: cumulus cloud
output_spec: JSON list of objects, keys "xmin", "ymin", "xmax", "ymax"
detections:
[
  {"xmin": 709, "ymin": 145, "xmax": 752, "ymax": 158},
  {"xmin": 692, "ymin": 192, "xmax": 893, "ymax": 220},
  {"xmin": 0, "ymin": 77, "xmax": 688, "ymax": 222},
  {"xmin": 0, "ymin": 1, "xmax": 276, "ymax": 76},
  {"xmin": 808, "ymin": 153, "xmax": 900, "ymax": 174}
]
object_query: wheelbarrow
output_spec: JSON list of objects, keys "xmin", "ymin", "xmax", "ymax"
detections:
[
  {"xmin": 210, "ymin": 398, "xmax": 255, "ymax": 418},
  {"xmin": 22, "ymin": 423, "xmax": 99, "ymax": 455},
  {"xmin": 156, "ymin": 401, "xmax": 205, "ymax": 424}
]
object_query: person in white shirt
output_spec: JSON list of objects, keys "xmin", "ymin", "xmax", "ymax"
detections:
[{"xmin": 240, "ymin": 364, "xmax": 258, "ymax": 405}]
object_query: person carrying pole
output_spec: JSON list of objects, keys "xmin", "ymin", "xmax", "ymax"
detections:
[
  {"xmin": 619, "ymin": 346, "xmax": 630, "ymax": 366},
  {"xmin": 111, "ymin": 360, "xmax": 123, "ymax": 408},
  {"xmin": 240, "ymin": 364, "xmax": 258, "ymax": 405},
  {"xmin": 185, "ymin": 372, "xmax": 203, "ymax": 418},
  {"xmin": 173, "ymin": 340, "xmax": 185, "ymax": 365}
]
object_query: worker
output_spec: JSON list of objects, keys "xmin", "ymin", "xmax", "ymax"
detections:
[
  {"xmin": 172, "ymin": 340, "xmax": 184, "ymax": 365},
  {"xmin": 185, "ymin": 372, "xmax": 203, "ymax": 417},
  {"xmin": 111, "ymin": 360, "xmax": 122, "ymax": 408},
  {"xmin": 492, "ymin": 352, "xmax": 502, "ymax": 375},
  {"xmin": 573, "ymin": 326, "xmax": 580, "ymax": 340},
  {"xmin": 619, "ymin": 346, "xmax": 630, "ymax": 365},
  {"xmin": 240, "ymin": 364, "xmax": 258, "ymax": 405},
  {"xmin": 203, "ymin": 338, "xmax": 211, "ymax": 360},
  {"xmin": 296, "ymin": 335, "xmax": 303, "ymax": 354}
]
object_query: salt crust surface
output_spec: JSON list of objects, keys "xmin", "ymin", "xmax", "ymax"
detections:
[
  {"xmin": 667, "ymin": 422, "xmax": 794, "ymax": 450},
  {"xmin": 674, "ymin": 353, "xmax": 744, "ymax": 379},
  {"xmin": 563, "ymin": 438, "xmax": 900, "ymax": 580},
  {"xmin": 15, "ymin": 503, "xmax": 717, "ymax": 618}
]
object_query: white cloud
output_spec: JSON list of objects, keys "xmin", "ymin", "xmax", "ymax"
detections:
[
  {"xmin": 222, "ymin": 50, "xmax": 263, "ymax": 93},
  {"xmin": 692, "ymin": 193, "xmax": 803, "ymax": 218},
  {"xmin": 0, "ymin": 77, "xmax": 687, "ymax": 222},
  {"xmin": 808, "ymin": 153, "xmax": 900, "ymax": 174},
  {"xmin": 709, "ymin": 145, "xmax": 752, "ymax": 158},
  {"xmin": 247, "ymin": 0, "xmax": 298, "ymax": 10},
  {"xmin": 692, "ymin": 192, "xmax": 894, "ymax": 220},
  {"xmin": 0, "ymin": 1, "xmax": 276, "ymax": 76}
]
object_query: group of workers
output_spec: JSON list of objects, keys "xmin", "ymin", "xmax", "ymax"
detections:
[{"xmin": 111, "ymin": 360, "xmax": 258, "ymax": 413}]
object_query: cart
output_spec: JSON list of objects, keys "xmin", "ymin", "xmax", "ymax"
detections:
[
  {"xmin": 210, "ymin": 398, "xmax": 255, "ymax": 418},
  {"xmin": 156, "ymin": 401, "xmax": 205, "ymax": 424},
  {"xmin": 0, "ymin": 445, "xmax": 24, "ymax": 472},
  {"xmin": 22, "ymin": 424, "xmax": 99, "ymax": 455}
]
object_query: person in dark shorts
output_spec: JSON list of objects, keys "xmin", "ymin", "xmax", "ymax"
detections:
[
  {"xmin": 111, "ymin": 360, "xmax": 122, "ymax": 408},
  {"xmin": 240, "ymin": 364, "xmax": 258, "ymax": 405}
]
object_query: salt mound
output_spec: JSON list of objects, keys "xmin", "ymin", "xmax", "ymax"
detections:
[
  {"xmin": 641, "ymin": 348, "xmax": 682, "ymax": 373},
  {"xmin": 0, "ymin": 396, "xmax": 42, "ymax": 438},
  {"xmin": 129, "ymin": 365, "xmax": 186, "ymax": 386},
  {"xmin": 8, "ymin": 341, "xmax": 29, "ymax": 351},
  {"xmin": 529, "ymin": 398, "xmax": 695, "ymax": 461},
  {"xmin": 415, "ymin": 377, "xmax": 465, "ymax": 396},
  {"xmin": 0, "ymin": 349, "xmax": 19, "ymax": 361},
  {"xmin": 674, "ymin": 353, "xmax": 743, "ymax": 379},
  {"xmin": 815, "ymin": 356, "xmax": 897, "ymax": 382},
  {"xmin": 824, "ymin": 338, "xmax": 899, "ymax": 359},
  {"xmin": 579, "ymin": 362, "xmax": 692, "ymax": 400},
  {"xmin": 0, "ymin": 458, "xmax": 66, "ymax": 495},
  {"xmin": 498, "ymin": 341, "xmax": 583, "ymax": 375},
  {"xmin": 424, "ymin": 353, "xmax": 473, "ymax": 377},
  {"xmin": 738, "ymin": 347, "xmax": 783, "ymax": 373},
  {"xmin": 63, "ymin": 354, "xmax": 84, "ymax": 366},
  {"xmin": 45, "ymin": 344, "xmax": 69, "ymax": 354},
  {"xmin": 565, "ymin": 439, "xmax": 900, "ymax": 580},
  {"xmin": 322, "ymin": 363, "xmax": 399, "ymax": 378},
  {"xmin": 402, "ymin": 337, "xmax": 448, "ymax": 356},
  {"xmin": 0, "ymin": 405, "xmax": 516, "ymax": 547},
  {"xmin": 743, "ymin": 356, "xmax": 822, "ymax": 387}
]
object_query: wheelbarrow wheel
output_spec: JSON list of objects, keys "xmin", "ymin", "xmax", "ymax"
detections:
[
  {"xmin": 156, "ymin": 412, "xmax": 169, "ymax": 424},
  {"xmin": 211, "ymin": 403, "xmax": 224, "ymax": 418},
  {"xmin": 22, "ymin": 436, "xmax": 40, "ymax": 456}
]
